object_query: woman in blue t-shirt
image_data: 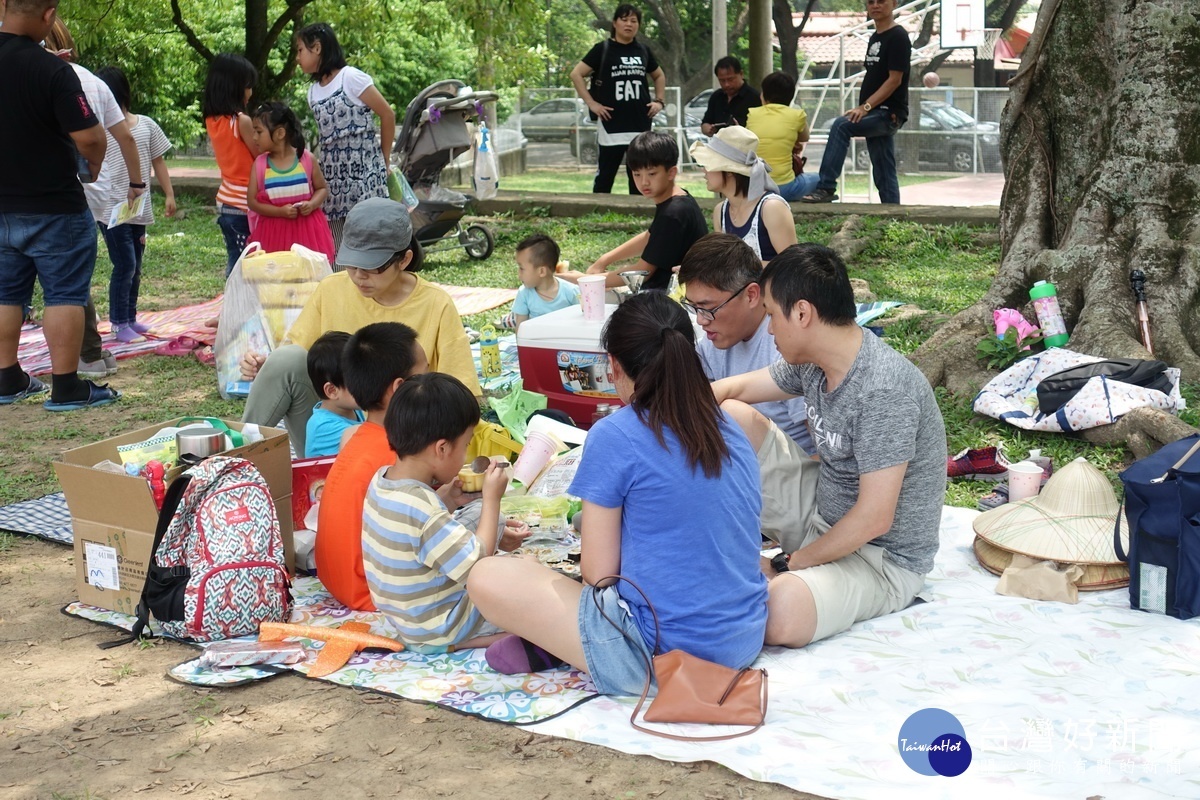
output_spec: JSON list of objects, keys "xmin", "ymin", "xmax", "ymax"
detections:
[{"xmin": 467, "ymin": 293, "xmax": 768, "ymax": 696}]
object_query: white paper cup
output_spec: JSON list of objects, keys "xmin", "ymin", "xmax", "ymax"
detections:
[
  {"xmin": 512, "ymin": 431, "xmax": 562, "ymax": 485},
  {"xmin": 1007, "ymin": 460, "xmax": 1044, "ymax": 502},
  {"xmin": 578, "ymin": 275, "xmax": 607, "ymax": 322}
]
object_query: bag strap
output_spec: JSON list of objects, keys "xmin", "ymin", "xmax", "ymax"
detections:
[
  {"xmin": 1113, "ymin": 501, "xmax": 1128, "ymax": 563},
  {"xmin": 591, "ymin": 574, "xmax": 768, "ymax": 742},
  {"xmin": 1159, "ymin": 438, "xmax": 1200, "ymax": 481},
  {"xmin": 98, "ymin": 472, "xmax": 193, "ymax": 649}
]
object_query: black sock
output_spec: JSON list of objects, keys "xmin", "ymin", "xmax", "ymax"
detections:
[
  {"xmin": 0, "ymin": 364, "xmax": 28, "ymax": 396},
  {"xmin": 50, "ymin": 372, "xmax": 89, "ymax": 403}
]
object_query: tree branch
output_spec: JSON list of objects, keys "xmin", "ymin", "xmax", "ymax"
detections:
[{"xmin": 170, "ymin": 0, "xmax": 215, "ymax": 62}]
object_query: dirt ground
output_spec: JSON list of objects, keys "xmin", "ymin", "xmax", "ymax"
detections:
[{"xmin": 0, "ymin": 364, "xmax": 822, "ymax": 800}]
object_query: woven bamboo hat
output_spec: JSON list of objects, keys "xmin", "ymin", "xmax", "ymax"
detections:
[{"xmin": 972, "ymin": 457, "xmax": 1130, "ymax": 590}]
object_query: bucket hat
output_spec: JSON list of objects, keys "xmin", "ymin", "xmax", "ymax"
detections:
[
  {"xmin": 336, "ymin": 197, "xmax": 414, "ymax": 270},
  {"xmin": 972, "ymin": 457, "xmax": 1130, "ymax": 589},
  {"xmin": 689, "ymin": 127, "xmax": 777, "ymax": 199}
]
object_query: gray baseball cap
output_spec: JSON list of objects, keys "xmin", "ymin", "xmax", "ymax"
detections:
[{"xmin": 336, "ymin": 197, "xmax": 414, "ymax": 270}]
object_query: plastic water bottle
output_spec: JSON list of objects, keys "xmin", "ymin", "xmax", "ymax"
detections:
[
  {"xmin": 591, "ymin": 403, "xmax": 612, "ymax": 426},
  {"xmin": 1029, "ymin": 281, "xmax": 1069, "ymax": 348},
  {"xmin": 479, "ymin": 324, "xmax": 501, "ymax": 378}
]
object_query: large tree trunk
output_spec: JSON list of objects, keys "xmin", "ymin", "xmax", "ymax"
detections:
[{"xmin": 913, "ymin": 0, "xmax": 1200, "ymax": 416}]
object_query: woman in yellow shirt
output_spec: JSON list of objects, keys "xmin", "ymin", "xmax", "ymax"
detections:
[
  {"xmin": 746, "ymin": 71, "xmax": 819, "ymax": 202},
  {"xmin": 239, "ymin": 199, "xmax": 480, "ymax": 455}
]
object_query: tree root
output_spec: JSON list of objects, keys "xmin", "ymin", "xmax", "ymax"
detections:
[
  {"xmin": 829, "ymin": 215, "xmax": 881, "ymax": 263},
  {"xmin": 1079, "ymin": 407, "xmax": 1198, "ymax": 459}
]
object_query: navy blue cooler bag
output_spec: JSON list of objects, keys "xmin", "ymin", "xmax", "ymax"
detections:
[{"xmin": 1115, "ymin": 434, "xmax": 1200, "ymax": 618}]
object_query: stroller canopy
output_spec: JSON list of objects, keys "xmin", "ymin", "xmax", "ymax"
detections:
[{"xmin": 395, "ymin": 79, "xmax": 498, "ymax": 186}]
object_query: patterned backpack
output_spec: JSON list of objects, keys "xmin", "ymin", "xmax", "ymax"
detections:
[{"xmin": 130, "ymin": 456, "xmax": 291, "ymax": 643}]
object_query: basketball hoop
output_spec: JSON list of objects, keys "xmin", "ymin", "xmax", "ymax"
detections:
[{"xmin": 977, "ymin": 28, "xmax": 1003, "ymax": 59}]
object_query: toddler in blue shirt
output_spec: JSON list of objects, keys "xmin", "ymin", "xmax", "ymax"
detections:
[
  {"xmin": 508, "ymin": 233, "xmax": 579, "ymax": 331},
  {"xmin": 304, "ymin": 330, "xmax": 364, "ymax": 457}
]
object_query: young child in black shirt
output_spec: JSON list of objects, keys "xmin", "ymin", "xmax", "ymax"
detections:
[{"xmin": 561, "ymin": 131, "xmax": 707, "ymax": 292}]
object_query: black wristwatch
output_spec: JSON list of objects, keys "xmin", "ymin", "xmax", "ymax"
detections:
[{"xmin": 771, "ymin": 552, "xmax": 790, "ymax": 573}]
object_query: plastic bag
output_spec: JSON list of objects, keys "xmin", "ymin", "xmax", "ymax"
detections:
[
  {"xmin": 473, "ymin": 122, "xmax": 499, "ymax": 200},
  {"xmin": 387, "ymin": 169, "xmax": 420, "ymax": 211},
  {"xmin": 214, "ymin": 243, "xmax": 332, "ymax": 399},
  {"xmin": 500, "ymin": 495, "xmax": 573, "ymax": 534},
  {"xmin": 489, "ymin": 380, "xmax": 547, "ymax": 444}
]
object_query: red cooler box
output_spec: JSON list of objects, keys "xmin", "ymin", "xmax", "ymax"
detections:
[{"xmin": 517, "ymin": 303, "xmax": 621, "ymax": 427}]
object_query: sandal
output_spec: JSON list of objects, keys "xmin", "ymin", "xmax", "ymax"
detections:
[
  {"xmin": 194, "ymin": 345, "xmax": 216, "ymax": 366},
  {"xmin": 0, "ymin": 375, "xmax": 47, "ymax": 405},
  {"xmin": 154, "ymin": 335, "xmax": 203, "ymax": 356},
  {"xmin": 977, "ymin": 482, "xmax": 1009, "ymax": 512},
  {"xmin": 43, "ymin": 381, "xmax": 121, "ymax": 412}
]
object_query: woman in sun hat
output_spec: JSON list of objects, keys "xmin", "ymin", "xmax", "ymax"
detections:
[
  {"xmin": 238, "ymin": 197, "xmax": 479, "ymax": 454},
  {"xmin": 689, "ymin": 127, "xmax": 797, "ymax": 263}
]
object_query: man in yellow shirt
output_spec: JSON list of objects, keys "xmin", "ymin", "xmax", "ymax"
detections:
[
  {"xmin": 239, "ymin": 198, "xmax": 480, "ymax": 454},
  {"xmin": 746, "ymin": 71, "xmax": 818, "ymax": 202}
]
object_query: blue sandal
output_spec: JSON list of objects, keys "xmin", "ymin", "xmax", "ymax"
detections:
[
  {"xmin": 0, "ymin": 375, "xmax": 47, "ymax": 405},
  {"xmin": 43, "ymin": 381, "xmax": 121, "ymax": 412}
]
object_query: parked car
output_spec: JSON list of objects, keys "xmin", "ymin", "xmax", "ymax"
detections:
[
  {"xmin": 815, "ymin": 101, "xmax": 1000, "ymax": 173},
  {"xmin": 568, "ymin": 110, "xmax": 706, "ymax": 163},
  {"xmin": 504, "ymin": 98, "xmax": 585, "ymax": 142},
  {"xmin": 685, "ymin": 89, "xmax": 713, "ymax": 121}
]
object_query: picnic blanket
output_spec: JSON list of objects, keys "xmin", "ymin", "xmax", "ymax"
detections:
[
  {"xmin": 530, "ymin": 505, "xmax": 1199, "ymax": 799},
  {"xmin": 0, "ymin": 492, "xmax": 72, "ymax": 545},
  {"xmin": 16, "ymin": 285, "xmax": 515, "ymax": 378},
  {"xmin": 18, "ymin": 298, "xmax": 223, "ymax": 376},
  {"xmin": 64, "ymin": 575, "xmax": 597, "ymax": 726}
]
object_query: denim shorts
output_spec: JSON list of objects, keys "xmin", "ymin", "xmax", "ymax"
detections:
[
  {"xmin": 577, "ymin": 584, "xmax": 656, "ymax": 697},
  {"xmin": 0, "ymin": 210, "xmax": 97, "ymax": 306}
]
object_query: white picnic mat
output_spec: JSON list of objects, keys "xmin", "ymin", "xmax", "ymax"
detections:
[{"xmin": 529, "ymin": 506, "xmax": 1200, "ymax": 799}]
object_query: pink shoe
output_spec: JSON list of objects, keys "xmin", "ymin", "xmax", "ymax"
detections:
[{"xmin": 113, "ymin": 325, "xmax": 146, "ymax": 344}]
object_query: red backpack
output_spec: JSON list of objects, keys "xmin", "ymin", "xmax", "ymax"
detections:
[{"xmin": 130, "ymin": 456, "xmax": 291, "ymax": 643}]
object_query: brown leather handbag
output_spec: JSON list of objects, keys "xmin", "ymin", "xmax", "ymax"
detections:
[{"xmin": 593, "ymin": 576, "xmax": 768, "ymax": 742}]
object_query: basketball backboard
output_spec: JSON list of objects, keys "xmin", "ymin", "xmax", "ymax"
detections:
[{"xmin": 939, "ymin": 0, "xmax": 986, "ymax": 49}]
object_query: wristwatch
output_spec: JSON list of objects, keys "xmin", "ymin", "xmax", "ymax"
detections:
[
  {"xmin": 771, "ymin": 552, "xmax": 791, "ymax": 573},
  {"xmin": 654, "ymin": 98, "xmax": 665, "ymax": 106},
  {"xmin": 862, "ymin": 102, "xmax": 873, "ymax": 112}
]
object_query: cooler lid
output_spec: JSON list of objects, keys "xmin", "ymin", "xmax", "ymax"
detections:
[{"xmin": 517, "ymin": 303, "xmax": 615, "ymax": 349}]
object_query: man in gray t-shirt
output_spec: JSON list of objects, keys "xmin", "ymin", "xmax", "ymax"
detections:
[
  {"xmin": 714, "ymin": 243, "xmax": 946, "ymax": 649},
  {"xmin": 679, "ymin": 234, "xmax": 813, "ymax": 454}
]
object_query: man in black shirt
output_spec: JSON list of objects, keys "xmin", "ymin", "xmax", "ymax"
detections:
[
  {"xmin": 0, "ymin": 0, "xmax": 117, "ymax": 410},
  {"xmin": 801, "ymin": 0, "xmax": 911, "ymax": 204},
  {"xmin": 701, "ymin": 56, "xmax": 761, "ymax": 135}
]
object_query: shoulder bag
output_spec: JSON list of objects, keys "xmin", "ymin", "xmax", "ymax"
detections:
[{"xmin": 592, "ymin": 575, "xmax": 768, "ymax": 741}]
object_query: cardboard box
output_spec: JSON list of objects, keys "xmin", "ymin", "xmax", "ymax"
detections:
[{"xmin": 54, "ymin": 419, "xmax": 294, "ymax": 615}]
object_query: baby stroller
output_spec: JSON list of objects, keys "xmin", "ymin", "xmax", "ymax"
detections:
[{"xmin": 394, "ymin": 79, "xmax": 498, "ymax": 261}]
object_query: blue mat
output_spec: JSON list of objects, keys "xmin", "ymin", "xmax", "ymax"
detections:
[{"xmin": 0, "ymin": 492, "xmax": 73, "ymax": 545}]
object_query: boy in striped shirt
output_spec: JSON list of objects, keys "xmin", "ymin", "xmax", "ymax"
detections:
[{"xmin": 361, "ymin": 373, "xmax": 510, "ymax": 650}]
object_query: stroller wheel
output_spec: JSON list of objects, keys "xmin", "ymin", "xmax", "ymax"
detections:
[{"xmin": 461, "ymin": 224, "xmax": 494, "ymax": 260}]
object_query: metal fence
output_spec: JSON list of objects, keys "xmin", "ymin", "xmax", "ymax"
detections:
[{"xmin": 496, "ymin": 85, "xmax": 1008, "ymax": 178}]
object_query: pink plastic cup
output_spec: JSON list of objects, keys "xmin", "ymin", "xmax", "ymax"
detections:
[
  {"xmin": 577, "ymin": 275, "xmax": 607, "ymax": 322},
  {"xmin": 512, "ymin": 431, "xmax": 562, "ymax": 485},
  {"xmin": 1007, "ymin": 461, "xmax": 1044, "ymax": 502}
]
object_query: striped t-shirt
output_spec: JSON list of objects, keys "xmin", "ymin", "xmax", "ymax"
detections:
[
  {"xmin": 361, "ymin": 472, "xmax": 488, "ymax": 647},
  {"xmin": 261, "ymin": 152, "xmax": 313, "ymax": 206}
]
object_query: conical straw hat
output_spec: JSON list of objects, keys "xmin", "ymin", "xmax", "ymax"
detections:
[
  {"xmin": 972, "ymin": 457, "xmax": 1130, "ymax": 565},
  {"xmin": 973, "ymin": 536, "xmax": 1129, "ymax": 591}
]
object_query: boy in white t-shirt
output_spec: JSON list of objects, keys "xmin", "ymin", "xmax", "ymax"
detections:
[{"xmin": 505, "ymin": 234, "xmax": 579, "ymax": 331}]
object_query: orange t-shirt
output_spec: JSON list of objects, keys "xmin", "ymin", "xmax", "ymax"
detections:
[
  {"xmin": 315, "ymin": 422, "xmax": 393, "ymax": 611},
  {"xmin": 205, "ymin": 115, "xmax": 253, "ymax": 210}
]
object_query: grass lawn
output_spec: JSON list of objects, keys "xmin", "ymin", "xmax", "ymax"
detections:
[{"xmin": 4, "ymin": 195, "xmax": 1196, "ymax": 513}]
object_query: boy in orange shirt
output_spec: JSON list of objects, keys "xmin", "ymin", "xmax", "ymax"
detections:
[
  {"xmin": 316, "ymin": 321, "xmax": 528, "ymax": 610},
  {"xmin": 316, "ymin": 322, "xmax": 427, "ymax": 610}
]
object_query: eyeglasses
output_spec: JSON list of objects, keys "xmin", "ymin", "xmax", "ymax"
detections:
[
  {"xmin": 682, "ymin": 282, "xmax": 752, "ymax": 322},
  {"xmin": 344, "ymin": 260, "xmax": 396, "ymax": 276}
]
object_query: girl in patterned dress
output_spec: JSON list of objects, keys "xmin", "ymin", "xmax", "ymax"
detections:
[
  {"xmin": 295, "ymin": 23, "xmax": 395, "ymax": 253},
  {"xmin": 245, "ymin": 102, "xmax": 337, "ymax": 265}
]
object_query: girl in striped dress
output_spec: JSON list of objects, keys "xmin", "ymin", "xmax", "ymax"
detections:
[{"xmin": 246, "ymin": 102, "xmax": 337, "ymax": 265}]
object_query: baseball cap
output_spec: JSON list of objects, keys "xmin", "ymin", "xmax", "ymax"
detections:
[{"xmin": 336, "ymin": 198, "xmax": 414, "ymax": 270}]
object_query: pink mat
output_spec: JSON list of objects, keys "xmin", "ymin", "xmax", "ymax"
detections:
[
  {"xmin": 17, "ymin": 285, "xmax": 513, "ymax": 377},
  {"xmin": 19, "ymin": 297, "xmax": 222, "ymax": 377}
]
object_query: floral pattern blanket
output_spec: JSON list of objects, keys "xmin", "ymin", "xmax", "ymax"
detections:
[{"xmin": 64, "ymin": 576, "xmax": 597, "ymax": 726}]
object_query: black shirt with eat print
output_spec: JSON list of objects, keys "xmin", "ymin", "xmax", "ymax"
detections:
[{"xmin": 583, "ymin": 39, "xmax": 659, "ymax": 137}]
